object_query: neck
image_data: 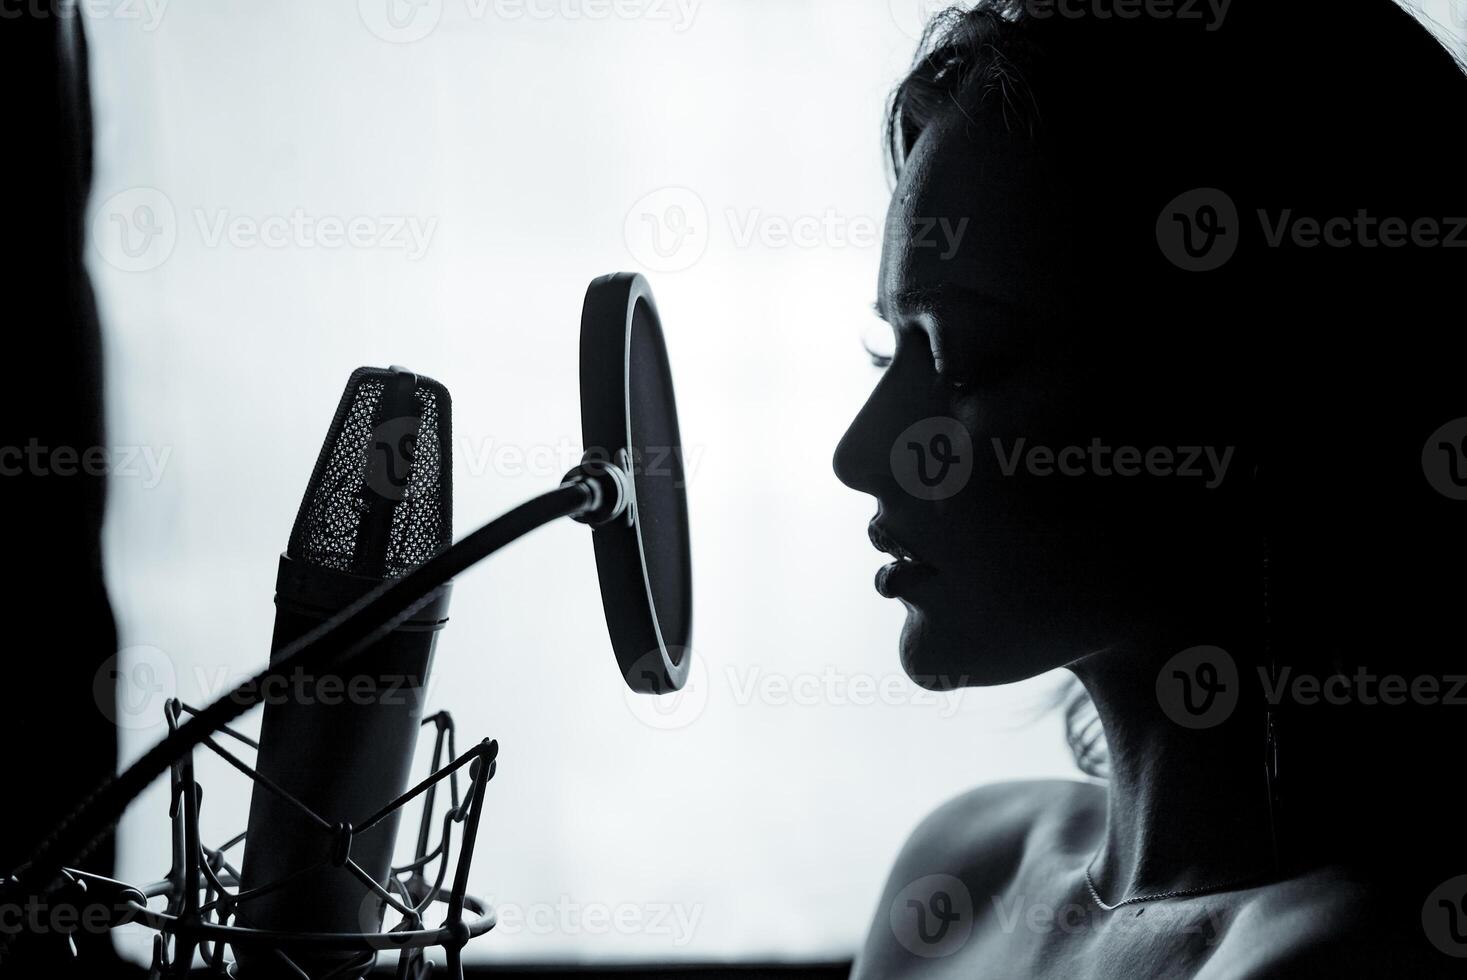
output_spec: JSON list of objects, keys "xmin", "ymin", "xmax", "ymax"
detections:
[{"xmin": 1072, "ymin": 640, "xmax": 1280, "ymax": 905}]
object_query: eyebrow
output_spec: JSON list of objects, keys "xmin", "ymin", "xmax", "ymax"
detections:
[{"xmin": 874, "ymin": 283, "xmax": 1018, "ymax": 322}]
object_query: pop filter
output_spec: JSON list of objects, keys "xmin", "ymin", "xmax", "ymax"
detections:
[{"xmin": 574, "ymin": 273, "xmax": 692, "ymax": 694}]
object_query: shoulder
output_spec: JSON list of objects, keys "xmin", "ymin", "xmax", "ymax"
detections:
[
  {"xmin": 852, "ymin": 780, "xmax": 1101, "ymax": 979},
  {"xmin": 891, "ymin": 779, "xmax": 1102, "ymax": 884},
  {"xmin": 1212, "ymin": 866, "xmax": 1458, "ymax": 979}
]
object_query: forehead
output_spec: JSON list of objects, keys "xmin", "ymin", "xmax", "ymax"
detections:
[{"xmin": 879, "ymin": 110, "xmax": 1070, "ymax": 321}]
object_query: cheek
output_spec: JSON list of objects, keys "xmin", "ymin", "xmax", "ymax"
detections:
[{"xmin": 928, "ymin": 377, "xmax": 1063, "ymax": 523}]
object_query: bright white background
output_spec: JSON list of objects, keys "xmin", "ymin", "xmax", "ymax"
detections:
[{"xmin": 82, "ymin": 0, "xmax": 1463, "ymax": 967}]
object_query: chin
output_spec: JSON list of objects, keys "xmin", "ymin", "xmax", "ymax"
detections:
[
  {"xmin": 896, "ymin": 594, "xmax": 1062, "ymax": 689},
  {"xmin": 897, "ymin": 604, "xmax": 973, "ymax": 690}
]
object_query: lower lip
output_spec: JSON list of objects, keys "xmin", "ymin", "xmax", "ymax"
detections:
[{"xmin": 875, "ymin": 560, "xmax": 936, "ymax": 598}]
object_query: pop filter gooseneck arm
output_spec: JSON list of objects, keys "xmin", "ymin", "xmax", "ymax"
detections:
[{"xmin": 4, "ymin": 468, "xmax": 626, "ymax": 926}]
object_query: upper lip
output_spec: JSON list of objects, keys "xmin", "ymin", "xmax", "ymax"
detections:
[{"xmin": 868, "ymin": 521, "xmax": 930, "ymax": 566}]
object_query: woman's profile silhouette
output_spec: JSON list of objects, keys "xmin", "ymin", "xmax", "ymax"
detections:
[{"xmin": 835, "ymin": 2, "xmax": 1466, "ymax": 976}]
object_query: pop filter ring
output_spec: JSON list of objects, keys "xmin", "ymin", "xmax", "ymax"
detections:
[{"xmin": 577, "ymin": 273, "xmax": 693, "ymax": 694}]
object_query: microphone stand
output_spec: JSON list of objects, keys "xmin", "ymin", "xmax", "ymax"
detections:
[{"xmin": 1, "ymin": 463, "xmax": 630, "ymax": 964}]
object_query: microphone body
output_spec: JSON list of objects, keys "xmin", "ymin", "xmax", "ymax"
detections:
[{"xmin": 236, "ymin": 367, "xmax": 453, "ymax": 978}]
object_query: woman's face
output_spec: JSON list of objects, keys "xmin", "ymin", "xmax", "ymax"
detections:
[{"xmin": 834, "ymin": 110, "xmax": 1242, "ymax": 688}]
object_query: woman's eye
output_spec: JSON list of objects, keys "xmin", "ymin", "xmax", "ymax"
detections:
[{"xmin": 861, "ymin": 319, "xmax": 895, "ymax": 369}]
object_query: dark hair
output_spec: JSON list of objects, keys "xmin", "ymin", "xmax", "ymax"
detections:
[
  {"xmin": 885, "ymin": 1, "xmax": 1039, "ymax": 181},
  {"xmin": 883, "ymin": 1, "xmax": 1467, "ymax": 876}
]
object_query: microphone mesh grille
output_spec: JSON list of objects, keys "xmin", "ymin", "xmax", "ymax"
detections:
[{"xmin": 287, "ymin": 367, "xmax": 452, "ymax": 579}]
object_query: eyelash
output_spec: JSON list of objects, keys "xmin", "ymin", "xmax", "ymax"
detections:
[
  {"xmin": 863, "ymin": 335, "xmax": 975, "ymax": 393},
  {"xmin": 862, "ymin": 337, "xmax": 893, "ymax": 370}
]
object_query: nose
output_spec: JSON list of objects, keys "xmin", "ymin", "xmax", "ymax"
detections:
[{"xmin": 834, "ymin": 367, "xmax": 904, "ymax": 498}]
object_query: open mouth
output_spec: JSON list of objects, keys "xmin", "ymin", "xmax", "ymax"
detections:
[
  {"xmin": 868, "ymin": 522, "xmax": 930, "ymax": 568},
  {"xmin": 868, "ymin": 522, "xmax": 936, "ymax": 598}
]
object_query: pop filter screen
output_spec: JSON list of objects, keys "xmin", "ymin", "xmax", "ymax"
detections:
[
  {"xmin": 627, "ymin": 297, "xmax": 691, "ymax": 658},
  {"xmin": 580, "ymin": 274, "xmax": 692, "ymax": 692}
]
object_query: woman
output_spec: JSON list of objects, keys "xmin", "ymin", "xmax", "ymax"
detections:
[{"xmin": 835, "ymin": 3, "xmax": 1466, "ymax": 976}]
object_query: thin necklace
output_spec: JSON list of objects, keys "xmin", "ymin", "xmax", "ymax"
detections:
[{"xmin": 1082, "ymin": 853, "xmax": 1273, "ymax": 912}]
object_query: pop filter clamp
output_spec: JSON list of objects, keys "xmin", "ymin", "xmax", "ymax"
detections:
[{"xmin": 1, "ymin": 273, "xmax": 693, "ymax": 979}]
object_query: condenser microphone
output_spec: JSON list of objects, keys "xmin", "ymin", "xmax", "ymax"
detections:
[{"xmin": 234, "ymin": 366, "xmax": 453, "ymax": 979}]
